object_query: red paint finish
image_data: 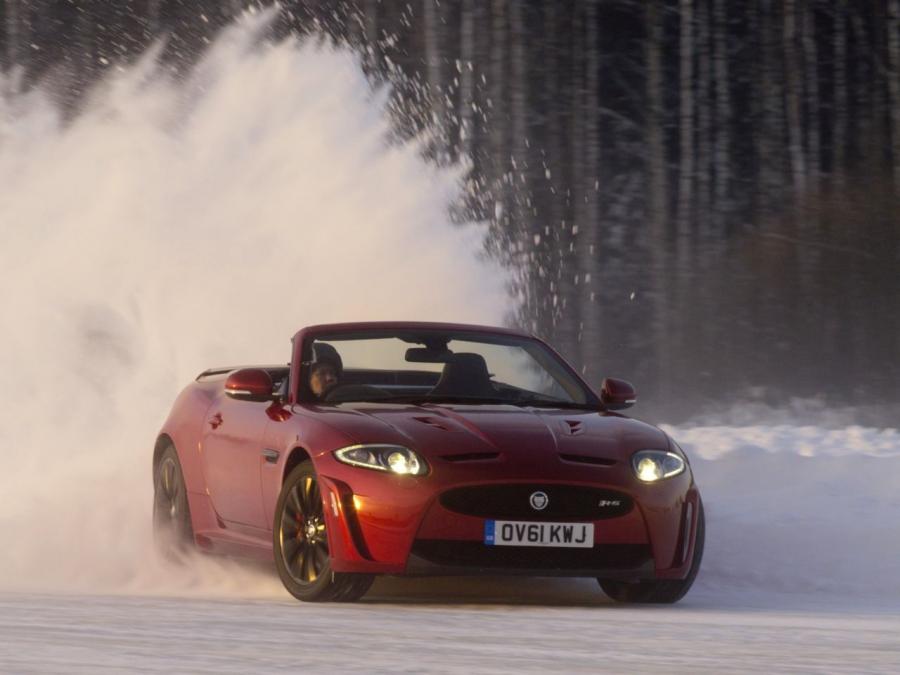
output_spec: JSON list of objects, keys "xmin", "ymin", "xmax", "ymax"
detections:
[{"xmin": 155, "ymin": 321, "xmax": 702, "ymax": 580}]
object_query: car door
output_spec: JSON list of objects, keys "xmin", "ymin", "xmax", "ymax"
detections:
[{"xmin": 200, "ymin": 392, "xmax": 271, "ymax": 529}]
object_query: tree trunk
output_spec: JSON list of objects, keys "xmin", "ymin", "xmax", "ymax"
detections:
[
  {"xmin": 579, "ymin": 0, "xmax": 602, "ymax": 381},
  {"xmin": 489, "ymin": 0, "xmax": 512, "ymax": 313},
  {"xmin": 645, "ymin": 0, "xmax": 670, "ymax": 403},
  {"xmin": 646, "ymin": 0, "xmax": 668, "ymax": 233},
  {"xmin": 784, "ymin": 0, "xmax": 806, "ymax": 194},
  {"xmin": 223, "ymin": 0, "xmax": 244, "ymax": 22},
  {"xmin": 509, "ymin": 0, "xmax": 527, "ymax": 174},
  {"xmin": 509, "ymin": 0, "xmax": 534, "ymax": 327},
  {"xmin": 674, "ymin": 0, "xmax": 695, "ymax": 382},
  {"xmin": 364, "ymin": 0, "xmax": 379, "ymax": 68},
  {"xmin": 555, "ymin": 4, "xmax": 580, "ymax": 354},
  {"xmin": 713, "ymin": 0, "xmax": 731, "ymax": 212},
  {"xmin": 759, "ymin": 0, "xmax": 785, "ymax": 209},
  {"xmin": 802, "ymin": 0, "xmax": 820, "ymax": 193},
  {"xmin": 423, "ymin": 0, "xmax": 444, "ymax": 136},
  {"xmin": 458, "ymin": 0, "xmax": 476, "ymax": 160},
  {"xmin": 146, "ymin": 0, "xmax": 163, "ymax": 36},
  {"xmin": 887, "ymin": 0, "xmax": 900, "ymax": 195},
  {"xmin": 76, "ymin": 1, "xmax": 96, "ymax": 87},
  {"xmin": 832, "ymin": 2, "xmax": 848, "ymax": 187},
  {"xmin": 697, "ymin": 0, "xmax": 713, "ymax": 237},
  {"xmin": 5, "ymin": 0, "xmax": 21, "ymax": 69},
  {"xmin": 676, "ymin": 0, "xmax": 695, "ymax": 233}
]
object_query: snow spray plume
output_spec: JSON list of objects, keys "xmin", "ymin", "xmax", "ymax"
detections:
[{"xmin": 0, "ymin": 10, "xmax": 506, "ymax": 595}]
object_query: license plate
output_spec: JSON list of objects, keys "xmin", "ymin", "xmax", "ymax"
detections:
[{"xmin": 484, "ymin": 520, "xmax": 594, "ymax": 548}]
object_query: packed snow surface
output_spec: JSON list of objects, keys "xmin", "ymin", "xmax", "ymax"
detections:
[
  {"xmin": 1, "ymin": 10, "xmax": 897, "ymax": 673},
  {"xmin": 1, "ymin": 588, "xmax": 898, "ymax": 674}
]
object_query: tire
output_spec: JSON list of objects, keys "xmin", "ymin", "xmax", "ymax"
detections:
[
  {"xmin": 273, "ymin": 460, "xmax": 374, "ymax": 602},
  {"xmin": 598, "ymin": 499, "xmax": 705, "ymax": 604},
  {"xmin": 152, "ymin": 444, "xmax": 195, "ymax": 561}
]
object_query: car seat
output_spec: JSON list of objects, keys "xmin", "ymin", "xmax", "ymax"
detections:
[{"xmin": 429, "ymin": 353, "xmax": 496, "ymax": 398}]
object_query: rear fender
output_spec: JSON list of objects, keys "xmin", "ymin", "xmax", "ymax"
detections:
[{"xmin": 156, "ymin": 383, "xmax": 218, "ymax": 494}]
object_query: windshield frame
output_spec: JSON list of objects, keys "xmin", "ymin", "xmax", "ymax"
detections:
[{"xmin": 293, "ymin": 326, "xmax": 601, "ymax": 408}]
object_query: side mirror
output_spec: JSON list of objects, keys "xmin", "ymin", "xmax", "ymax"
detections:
[
  {"xmin": 225, "ymin": 368, "xmax": 274, "ymax": 402},
  {"xmin": 600, "ymin": 378, "xmax": 636, "ymax": 411}
]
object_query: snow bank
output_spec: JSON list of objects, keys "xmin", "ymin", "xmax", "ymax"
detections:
[{"xmin": 668, "ymin": 423, "xmax": 900, "ymax": 602}]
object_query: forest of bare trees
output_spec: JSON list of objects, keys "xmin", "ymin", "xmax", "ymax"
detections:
[{"xmin": 2, "ymin": 1, "xmax": 899, "ymax": 419}]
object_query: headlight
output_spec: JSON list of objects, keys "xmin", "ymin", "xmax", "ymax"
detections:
[
  {"xmin": 631, "ymin": 450, "xmax": 685, "ymax": 482},
  {"xmin": 333, "ymin": 444, "xmax": 428, "ymax": 476}
]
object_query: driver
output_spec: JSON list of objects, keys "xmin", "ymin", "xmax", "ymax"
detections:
[{"xmin": 308, "ymin": 342, "xmax": 343, "ymax": 400}]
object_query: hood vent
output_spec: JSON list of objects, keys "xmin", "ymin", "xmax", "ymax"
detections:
[
  {"xmin": 559, "ymin": 453, "xmax": 616, "ymax": 467},
  {"xmin": 414, "ymin": 416, "xmax": 453, "ymax": 431},
  {"xmin": 562, "ymin": 420, "xmax": 584, "ymax": 436},
  {"xmin": 440, "ymin": 452, "xmax": 501, "ymax": 463}
]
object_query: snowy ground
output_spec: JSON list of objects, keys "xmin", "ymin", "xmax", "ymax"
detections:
[
  {"xmin": 1, "ymin": 582, "xmax": 898, "ymax": 673},
  {"xmin": 2, "ymin": 420, "xmax": 898, "ymax": 673}
]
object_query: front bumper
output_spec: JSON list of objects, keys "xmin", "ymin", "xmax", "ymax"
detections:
[{"xmin": 316, "ymin": 452, "xmax": 701, "ymax": 581}]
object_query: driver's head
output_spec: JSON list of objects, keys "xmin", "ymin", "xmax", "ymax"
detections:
[
  {"xmin": 309, "ymin": 362, "xmax": 339, "ymax": 398},
  {"xmin": 309, "ymin": 342, "xmax": 343, "ymax": 399}
]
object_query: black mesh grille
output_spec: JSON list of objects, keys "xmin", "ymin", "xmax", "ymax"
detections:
[
  {"xmin": 411, "ymin": 540, "xmax": 651, "ymax": 571},
  {"xmin": 439, "ymin": 484, "xmax": 633, "ymax": 520}
]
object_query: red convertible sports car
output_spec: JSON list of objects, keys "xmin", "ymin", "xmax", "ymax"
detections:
[{"xmin": 153, "ymin": 322, "xmax": 704, "ymax": 603}]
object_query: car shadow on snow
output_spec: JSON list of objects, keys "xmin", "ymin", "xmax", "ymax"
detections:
[{"xmin": 362, "ymin": 576, "xmax": 619, "ymax": 607}]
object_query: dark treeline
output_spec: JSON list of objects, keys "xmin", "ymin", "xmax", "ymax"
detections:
[{"xmin": 3, "ymin": 1, "xmax": 899, "ymax": 420}]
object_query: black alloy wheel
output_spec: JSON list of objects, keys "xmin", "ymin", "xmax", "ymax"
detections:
[
  {"xmin": 598, "ymin": 499, "xmax": 706, "ymax": 604},
  {"xmin": 273, "ymin": 460, "xmax": 374, "ymax": 602},
  {"xmin": 152, "ymin": 444, "xmax": 194, "ymax": 560}
]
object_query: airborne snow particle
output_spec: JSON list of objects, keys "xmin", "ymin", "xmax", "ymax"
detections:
[{"xmin": 629, "ymin": 291, "xmax": 636, "ymax": 300}]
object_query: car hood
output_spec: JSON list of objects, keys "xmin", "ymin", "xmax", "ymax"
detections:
[{"xmin": 311, "ymin": 403, "xmax": 670, "ymax": 462}]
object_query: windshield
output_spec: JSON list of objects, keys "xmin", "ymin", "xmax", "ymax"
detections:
[{"xmin": 300, "ymin": 329, "xmax": 595, "ymax": 407}]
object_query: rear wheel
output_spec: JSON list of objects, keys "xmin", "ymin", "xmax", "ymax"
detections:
[
  {"xmin": 273, "ymin": 461, "xmax": 373, "ymax": 602},
  {"xmin": 152, "ymin": 444, "xmax": 194, "ymax": 560},
  {"xmin": 598, "ymin": 499, "xmax": 705, "ymax": 604}
]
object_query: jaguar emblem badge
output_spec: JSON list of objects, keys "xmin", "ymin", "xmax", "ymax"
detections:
[{"xmin": 529, "ymin": 491, "xmax": 549, "ymax": 511}]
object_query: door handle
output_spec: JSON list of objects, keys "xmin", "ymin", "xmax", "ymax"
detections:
[{"xmin": 209, "ymin": 412, "xmax": 223, "ymax": 429}]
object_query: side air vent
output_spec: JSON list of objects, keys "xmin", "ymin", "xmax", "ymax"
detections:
[
  {"xmin": 559, "ymin": 453, "xmax": 617, "ymax": 467},
  {"xmin": 441, "ymin": 452, "xmax": 501, "ymax": 463},
  {"xmin": 562, "ymin": 420, "xmax": 584, "ymax": 436}
]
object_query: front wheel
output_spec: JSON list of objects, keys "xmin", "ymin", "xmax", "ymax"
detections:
[
  {"xmin": 273, "ymin": 461, "xmax": 373, "ymax": 602},
  {"xmin": 598, "ymin": 499, "xmax": 705, "ymax": 604}
]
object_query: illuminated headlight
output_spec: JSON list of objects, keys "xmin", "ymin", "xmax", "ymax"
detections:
[
  {"xmin": 631, "ymin": 450, "xmax": 685, "ymax": 483},
  {"xmin": 333, "ymin": 444, "xmax": 428, "ymax": 476}
]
